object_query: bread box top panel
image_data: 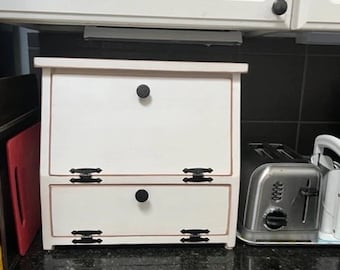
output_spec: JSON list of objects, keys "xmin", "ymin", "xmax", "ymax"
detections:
[
  {"xmin": 34, "ymin": 57, "xmax": 248, "ymax": 74},
  {"xmin": 37, "ymin": 58, "xmax": 246, "ymax": 176}
]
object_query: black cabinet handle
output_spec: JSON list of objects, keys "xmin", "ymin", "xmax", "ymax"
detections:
[
  {"xmin": 72, "ymin": 238, "xmax": 102, "ymax": 244},
  {"xmin": 135, "ymin": 189, "xmax": 149, "ymax": 202},
  {"xmin": 183, "ymin": 177, "xmax": 213, "ymax": 183},
  {"xmin": 272, "ymin": 0, "xmax": 288, "ymax": 15},
  {"xmin": 137, "ymin": 84, "xmax": 150, "ymax": 98},
  {"xmin": 72, "ymin": 230, "xmax": 102, "ymax": 236},
  {"xmin": 70, "ymin": 177, "xmax": 102, "ymax": 183},
  {"xmin": 183, "ymin": 168, "xmax": 213, "ymax": 183},
  {"xmin": 180, "ymin": 236, "xmax": 209, "ymax": 243},
  {"xmin": 183, "ymin": 168, "xmax": 213, "ymax": 174},
  {"xmin": 70, "ymin": 168, "xmax": 102, "ymax": 174},
  {"xmin": 69, "ymin": 167, "xmax": 102, "ymax": 183},
  {"xmin": 181, "ymin": 229, "xmax": 210, "ymax": 235}
]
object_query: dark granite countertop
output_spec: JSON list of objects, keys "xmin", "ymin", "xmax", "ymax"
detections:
[{"xmin": 15, "ymin": 235, "xmax": 340, "ymax": 270}]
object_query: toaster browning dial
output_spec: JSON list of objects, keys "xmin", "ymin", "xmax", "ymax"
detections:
[{"xmin": 264, "ymin": 209, "xmax": 287, "ymax": 230}]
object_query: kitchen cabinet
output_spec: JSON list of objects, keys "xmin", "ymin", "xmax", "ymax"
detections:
[
  {"xmin": 0, "ymin": 0, "xmax": 292, "ymax": 30},
  {"xmin": 292, "ymin": 0, "xmax": 340, "ymax": 31},
  {"xmin": 35, "ymin": 57, "xmax": 248, "ymax": 250},
  {"xmin": 4, "ymin": 0, "xmax": 340, "ymax": 33}
]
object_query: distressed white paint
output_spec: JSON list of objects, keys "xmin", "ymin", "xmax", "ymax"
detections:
[
  {"xmin": 37, "ymin": 58, "xmax": 247, "ymax": 250},
  {"xmin": 292, "ymin": 0, "xmax": 340, "ymax": 30},
  {"xmin": 0, "ymin": 0, "xmax": 292, "ymax": 30},
  {"xmin": 50, "ymin": 185, "xmax": 229, "ymax": 236}
]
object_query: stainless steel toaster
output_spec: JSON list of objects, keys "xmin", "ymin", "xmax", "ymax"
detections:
[{"xmin": 238, "ymin": 143, "xmax": 322, "ymax": 243}]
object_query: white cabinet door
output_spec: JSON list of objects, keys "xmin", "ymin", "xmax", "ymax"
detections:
[
  {"xmin": 49, "ymin": 70, "xmax": 232, "ymax": 176},
  {"xmin": 50, "ymin": 185, "xmax": 230, "ymax": 237},
  {"xmin": 0, "ymin": 0, "xmax": 292, "ymax": 30},
  {"xmin": 292, "ymin": 0, "xmax": 340, "ymax": 30}
]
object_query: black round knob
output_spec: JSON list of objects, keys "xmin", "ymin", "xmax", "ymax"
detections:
[
  {"xmin": 135, "ymin": 189, "xmax": 149, "ymax": 202},
  {"xmin": 272, "ymin": 0, "xmax": 288, "ymax": 15},
  {"xmin": 264, "ymin": 209, "xmax": 287, "ymax": 230},
  {"xmin": 136, "ymin": 84, "xmax": 150, "ymax": 98}
]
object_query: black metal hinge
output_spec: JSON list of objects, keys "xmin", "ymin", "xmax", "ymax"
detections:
[
  {"xmin": 72, "ymin": 230, "xmax": 103, "ymax": 244},
  {"xmin": 183, "ymin": 168, "xmax": 213, "ymax": 183},
  {"xmin": 180, "ymin": 228, "xmax": 210, "ymax": 243},
  {"xmin": 69, "ymin": 168, "xmax": 103, "ymax": 183}
]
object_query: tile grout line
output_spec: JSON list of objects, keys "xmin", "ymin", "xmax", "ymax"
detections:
[
  {"xmin": 241, "ymin": 120, "xmax": 298, "ymax": 124},
  {"xmin": 239, "ymin": 52, "xmax": 306, "ymax": 57},
  {"xmin": 303, "ymin": 53, "xmax": 340, "ymax": 57},
  {"xmin": 299, "ymin": 121, "xmax": 340, "ymax": 124},
  {"xmin": 295, "ymin": 46, "xmax": 309, "ymax": 151},
  {"xmin": 241, "ymin": 120, "xmax": 340, "ymax": 124}
]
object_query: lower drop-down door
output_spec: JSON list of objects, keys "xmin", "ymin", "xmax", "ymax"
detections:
[{"xmin": 50, "ymin": 185, "xmax": 230, "ymax": 237}]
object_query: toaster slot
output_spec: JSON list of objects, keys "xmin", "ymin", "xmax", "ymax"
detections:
[
  {"xmin": 253, "ymin": 148, "xmax": 273, "ymax": 159},
  {"xmin": 275, "ymin": 144, "xmax": 303, "ymax": 160},
  {"xmin": 249, "ymin": 143, "xmax": 283, "ymax": 159},
  {"xmin": 276, "ymin": 148, "xmax": 295, "ymax": 160},
  {"xmin": 249, "ymin": 143, "xmax": 274, "ymax": 159},
  {"xmin": 262, "ymin": 143, "xmax": 282, "ymax": 159},
  {"xmin": 249, "ymin": 143, "xmax": 304, "ymax": 161}
]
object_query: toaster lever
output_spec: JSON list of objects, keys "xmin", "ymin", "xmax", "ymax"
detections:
[
  {"xmin": 182, "ymin": 168, "xmax": 213, "ymax": 182},
  {"xmin": 300, "ymin": 187, "xmax": 319, "ymax": 197}
]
